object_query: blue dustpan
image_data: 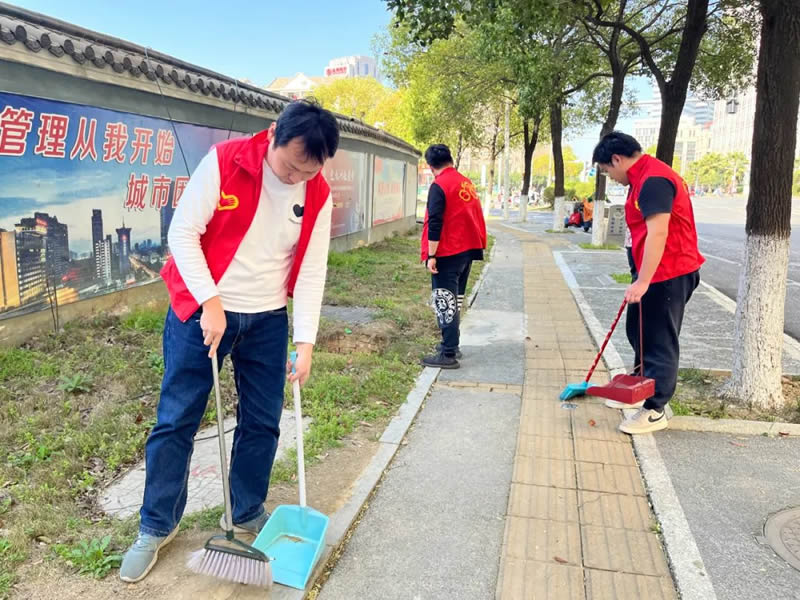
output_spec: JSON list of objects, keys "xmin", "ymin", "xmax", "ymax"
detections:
[
  {"xmin": 253, "ymin": 353, "xmax": 328, "ymax": 589},
  {"xmin": 253, "ymin": 504, "xmax": 328, "ymax": 589}
]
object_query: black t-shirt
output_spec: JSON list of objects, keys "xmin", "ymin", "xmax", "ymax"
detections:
[{"xmin": 639, "ymin": 177, "xmax": 675, "ymax": 217}]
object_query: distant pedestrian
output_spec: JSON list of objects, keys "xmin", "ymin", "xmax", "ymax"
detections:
[
  {"xmin": 582, "ymin": 196, "xmax": 594, "ymax": 232},
  {"xmin": 420, "ymin": 144, "xmax": 487, "ymax": 369},
  {"xmin": 592, "ymin": 131, "xmax": 704, "ymax": 434}
]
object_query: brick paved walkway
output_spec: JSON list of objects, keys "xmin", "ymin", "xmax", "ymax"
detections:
[{"xmin": 495, "ymin": 229, "xmax": 677, "ymax": 599}]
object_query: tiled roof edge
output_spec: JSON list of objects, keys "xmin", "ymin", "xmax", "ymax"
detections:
[{"xmin": 0, "ymin": 2, "xmax": 420, "ymax": 156}]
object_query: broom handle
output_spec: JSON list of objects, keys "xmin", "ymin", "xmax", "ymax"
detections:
[
  {"xmin": 585, "ymin": 299, "xmax": 628, "ymax": 383},
  {"xmin": 290, "ymin": 352, "xmax": 307, "ymax": 508},
  {"xmin": 211, "ymin": 354, "xmax": 235, "ymax": 534}
]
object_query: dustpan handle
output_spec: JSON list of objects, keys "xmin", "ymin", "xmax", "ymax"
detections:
[
  {"xmin": 638, "ymin": 302, "xmax": 644, "ymax": 376},
  {"xmin": 290, "ymin": 352, "xmax": 307, "ymax": 508}
]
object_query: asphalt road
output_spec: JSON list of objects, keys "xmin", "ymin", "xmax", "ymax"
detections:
[{"xmin": 692, "ymin": 195, "xmax": 800, "ymax": 340}]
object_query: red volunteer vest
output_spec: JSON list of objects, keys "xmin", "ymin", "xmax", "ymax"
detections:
[
  {"xmin": 625, "ymin": 154, "xmax": 704, "ymax": 283},
  {"xmin": 160, "ymin": 129, "xmax": 331, "ymax": 321},
  {"xmin": 420, "ymin": 167, "xmax": 487, "ymax": 261}
]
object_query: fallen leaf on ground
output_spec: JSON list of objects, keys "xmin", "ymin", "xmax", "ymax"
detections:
[
  {"xmin": 729, "ymin": 441, "xmax": 746, "ymax": 447},
  {"xmin": 779, "ymin": 432, "xmax": 790, "ymax": 437},
  {"xmin": 554, "ymin": 556, "xmax": 569, "ymax": 564},
  {"xmin": 588, "ymin": 419, "xmax": 597, "ymax": 427}
]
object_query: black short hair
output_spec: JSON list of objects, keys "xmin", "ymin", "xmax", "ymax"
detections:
[
  {"xmin": 424, "ymin": 144, "xmax": 454, "ymax": 169},
  {"xmin": 592, "ymin": 131, "xmax": 642, "ymax": 164},
  {"xmin": 274, "ymin": 99, "xmax": 340, "ymax": 164}
]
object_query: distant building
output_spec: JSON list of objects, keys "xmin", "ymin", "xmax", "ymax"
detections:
[
  {"xmin": 91, "ymin": 209, "xmax": 103, "ymax": 258},
  {"xmin": 16, "ymin": 213, "xmax": 69, "ymax": 277},
  {"xmin": 95, "ymin": 235, "xmax": 112, "ymax": 283},
  {"xmin": 116, "ymin": 224, "xmax": 132, "ymax": 277},
  {"xmin": 160, "ymin": 181, "xmax": 176, "ymax": 252},
  {"xmin": 266, "ymin": 55, "xmax": 379, "ymax": 100},
  {"xmin": 13, "ymin": 228, "xmax": 46, "ymax": 304},
  {"xmin": 0, "ymin": 229, "xmax": 20, "ymax": 310},
  {"xmin": 323, "ymin": 55, "xmax": 378, "ymax": 79},
  {"xmin": 265, "ymin": 73, "xmax": 327, "ymax": 100}
]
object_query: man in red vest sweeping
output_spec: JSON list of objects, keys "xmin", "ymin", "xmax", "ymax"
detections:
[
  {"xmin": 420, "ymin": 144, "xmax": 487, "ymax": 369},
  {"xmin": 592, "ymin": 131, "xmax": 704, "ymax": 434},
  {"xmin": 120, "ymin": 100, "xmax": 340, "ymax": 582}
]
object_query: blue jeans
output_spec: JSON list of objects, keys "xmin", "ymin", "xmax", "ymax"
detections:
[{"xmin": 139, "ymin": 306, "xmax": 288, "ymax": 537}]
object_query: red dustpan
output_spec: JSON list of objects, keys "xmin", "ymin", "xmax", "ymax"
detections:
[{"xmin": 586, "ymin": 301, "xmax": 655, "ymax": 405}]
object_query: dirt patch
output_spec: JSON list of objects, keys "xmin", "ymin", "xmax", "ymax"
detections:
[
  {"xmin": 317, "ymin": 320, "xmax": 397, "ymax": 355},
  {"xmin": 13, "ymin": 426, "xmax": 382, "ymax": 600},
  {"xmin": 673, "ymin": 369, "xmax": 800, "ymax": 424}
]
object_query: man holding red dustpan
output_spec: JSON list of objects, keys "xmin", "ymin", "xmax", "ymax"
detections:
[{"xmin": 592, "ymin": 132, "xmax": 704, "ymax": 434}]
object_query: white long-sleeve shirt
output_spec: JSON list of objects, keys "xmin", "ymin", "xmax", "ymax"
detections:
[{"xmin": 167, "ymin": 148, "xmax": 332, "ymax": 344}]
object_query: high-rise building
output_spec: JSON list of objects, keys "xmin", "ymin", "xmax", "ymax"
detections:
[
  {"xmin": 116, "ymin": 223, "xmax": 132, "ymax": 277},
  {"xmin": 91, "ymin": 209, "xmax": 103, "ymax": 258},
  {"xmin": 160, "ymin": 182, "xmax": 176, "ymax": 252},
  {"xmin": 22, "ymin": 212, "xmax": 69, "ymax": 277},
  {"xmin": 13, "ymin": 228, "xmax": 46, "ymax": 304},
  {"xmin": 633, "ymin": 114, "xmax": 713, "ymax": 176},
  {"xmin": 0, "ymin": 229, "xmax": 20, "ymax": 310},
  {"xmin": 638, "ymin": 83, "xmax": 714, "ymax": 125},
  {"xmin": 323, "ymin": 55, "xmax": 378, "ymax": 79},
  {"xmin": 95, "ymin": 235, "xmax": 112, "ymax": 283}
]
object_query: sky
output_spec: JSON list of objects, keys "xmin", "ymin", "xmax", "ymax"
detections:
[
  {"xmin": 12, "ymin": 0, "xmax": 393, "ymax": 85},
  {"xmin": 11, "ymin": 0, "xmax": 648, "ymax": 162}
]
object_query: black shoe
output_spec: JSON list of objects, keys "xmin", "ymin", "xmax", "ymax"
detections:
[
  {"xmin": 436, "ymin": 344, "xmax": 463, "ymax": 359},
  {"xmin": 421, "ymin": 353, "xmax": 460, "ymax": 369}
]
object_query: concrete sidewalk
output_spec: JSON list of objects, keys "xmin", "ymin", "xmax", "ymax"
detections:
[{"xmin": 319, "ymin": 225, "xmax": 677, "ymax": 599}]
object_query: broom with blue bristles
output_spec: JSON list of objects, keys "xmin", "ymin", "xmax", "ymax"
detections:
[{"xmin": 559, "ymin": 299, "xmax": 627, "ymax": 401}]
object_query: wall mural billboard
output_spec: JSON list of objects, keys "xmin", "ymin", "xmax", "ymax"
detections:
[
  {"xmin": 0, "ymin": 90, "xmax": 403, "ymax": 323},
  {"xmin": 372, "ymin": 156, "xmax": 406, "ymax": 226},
  {"xmin": 0, "ymin": 91, "xmax": 232, "ymax": 321},
  {"xmin": 322, "ymin": 149, "xmax": 366, "ymax": 238}
]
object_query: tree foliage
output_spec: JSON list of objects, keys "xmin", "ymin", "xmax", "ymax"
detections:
[
  {"xmin": 312, "ymin": 77, "xmax": 391, "ymax": 122},
  {"xmin": 685, "ymin": 151, "xmax": 749, "ymax": 189}
]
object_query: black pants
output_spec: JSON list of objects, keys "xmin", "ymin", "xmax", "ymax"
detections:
[
  {"xmin": 626, "ymin": 270, "xmax": 700, "ymax": 411},
  {"xmin": 626, "ymin": 246, "xmax": 637, "ymax": 280},
  {"xmin": 431, "ymin": 254, "xmax": 472, "ymax": 356}
]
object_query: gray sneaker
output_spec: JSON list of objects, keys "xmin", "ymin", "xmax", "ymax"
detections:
[
  {"xmin": 119, "ymin": 528, "xmax": 178, "ymax": 583},
  {"xmin": 219, "ymin": 511, "xmax": 271, "ymax": 535}
]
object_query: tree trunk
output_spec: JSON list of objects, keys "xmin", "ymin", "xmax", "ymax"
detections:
[
  {"xmin": 654, "ymin": 0, "xmax": 709, "ymax": 164},
  {"xmin": 454, "ymin": 132, "xmax": 464, "ymax": 169},
  {"xmin": 484, "ymin": 115, "xmax": 501, "ymax": 218},
  {"xmin": 550, "ymin": 101, "xmax": 566, "ymax": 231},
  {"xmin": 724, "ymin": 0, "xmax": 800, "ymax": 411},
  {"xmin": 655, "ymin": 86, "xmax": 688, "ymax": 166},
  {"xmin": 593, "ymin": 65, "xmax": 625, "ymax": 246},
  {"xmin": 503, "ymin": 98, "xmax": 511, "ymax": 220},
  {"xmin": 520, "ymin": 115, "xmax": 541, "ymax": 224}
]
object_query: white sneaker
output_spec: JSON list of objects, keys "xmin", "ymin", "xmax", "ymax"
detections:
[
  {"xmin": 605, "ymin": 398, "xmax": 645, "ymax": 409},
  {"xmin": 619, "ymin": 407, "xmax": 668, "ymax": 434}
]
